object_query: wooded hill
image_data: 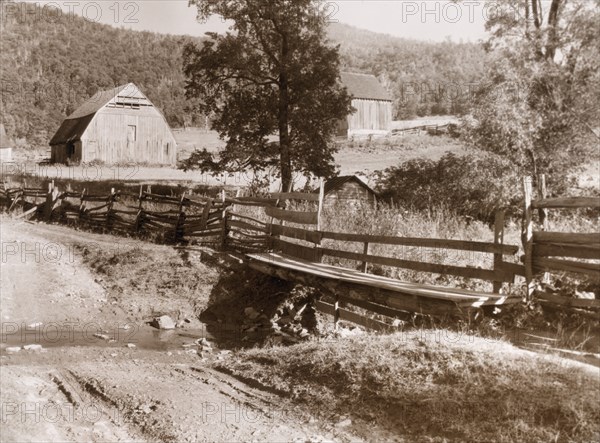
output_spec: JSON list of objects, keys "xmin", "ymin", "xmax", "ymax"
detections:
[{"xmin": 0, "ymin": 3, "xmax": 485, "ymax": 148}]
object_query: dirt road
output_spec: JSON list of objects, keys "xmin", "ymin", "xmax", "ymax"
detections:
[{"xmin": 0, "ymin": 219, "xmax": 355, "ymax": 442}]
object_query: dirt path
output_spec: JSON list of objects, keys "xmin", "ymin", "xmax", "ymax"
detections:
[{"xmin": 0, "ymin": 220, "xmax": 355, "ymax": 442}]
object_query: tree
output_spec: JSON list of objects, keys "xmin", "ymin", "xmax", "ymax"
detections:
[
  {"xmin": 182, "ymin": 0, "xmax": 352, "ymax": 191},
  {"xmin": 465, "ymin": 0, "xmax": 600, "ymax": 185}
]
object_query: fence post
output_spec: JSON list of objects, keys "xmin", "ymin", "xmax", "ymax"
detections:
[
  {"xmin": 220, "ymin": 189, "xmax": 229, "ymax": 250},
  {"xmin": 79, "ymin": 189, "xmax": 86, "ymax": 225},
  {"xmin": 44, "ymin": 180, "xmax": 54, "ymax": 220},
  {"xmin": 315, "ymin": 178, "xmax": 325, "ymax": 262},
  {"xmin": 220, "ymin": 207, "xmax": 229, "ymax": 251},
  {"xmin": 174, "ymin": 193, "xmax": 185, "ymax": 243},
  {"xmin": 134, "ymin": 185, "xmax": 143, "ymax": 234},
  {"xmin": 106, "ymin": 188, "xmax": 116, "ymax": 232},
  {"xmin": 361, "ymin": 242, "xmax": 370, "ymax": 273},
  {"xmin": 538, "ymin": 174, "xmax": 550, "ymax": 284},
  {"xmin": 522, "ymin": 177, "xmax": 535, "ymax": 301},
  {"xmin": 493, "ymin": 210, "xmax": 505, "ymax": 293}
]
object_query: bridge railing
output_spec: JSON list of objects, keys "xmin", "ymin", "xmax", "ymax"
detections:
[{"xmin": 522, "ymin": 176, "xmax": 600, "ymax": 312}]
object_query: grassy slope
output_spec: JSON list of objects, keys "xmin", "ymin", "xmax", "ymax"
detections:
[{"xmin": 220, "ymin": 332, "xmax": 600, "ymax": 442}]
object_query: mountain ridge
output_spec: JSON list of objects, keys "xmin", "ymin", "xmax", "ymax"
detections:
[{"xmin": 0, "ymin": 3, "xmax": 485, "ymax": 148}]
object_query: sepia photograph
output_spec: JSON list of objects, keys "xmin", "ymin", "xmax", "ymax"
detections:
[{"xmin": 0, "ymin": 0, "xmax": 599, "ymax": 441}]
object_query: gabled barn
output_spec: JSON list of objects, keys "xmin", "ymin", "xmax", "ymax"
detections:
[
  {"xmin": 338, "ymin": 73, "xmax": 393, "ymax": 139},
  {"xmin": 323, "ymin": 175, "xmax": 379, "ymax": 210},
  {"xmin": 50, "ymin": 83, "xmax": 177, "ymax": 165}
]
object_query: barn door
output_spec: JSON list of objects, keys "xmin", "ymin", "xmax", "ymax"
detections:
[{"xmin": 127, "ymin": 125, "xmax": 136, "ymax": 160}]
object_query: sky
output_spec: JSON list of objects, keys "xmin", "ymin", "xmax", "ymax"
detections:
[{"xmin": 21, "ymin": 0, "xmax": 492, "ymax": 42}]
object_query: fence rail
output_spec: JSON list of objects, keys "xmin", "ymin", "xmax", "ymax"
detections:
[{"xmin": 2, "ymin": 175, "xmax": 598, "ymax": 328}]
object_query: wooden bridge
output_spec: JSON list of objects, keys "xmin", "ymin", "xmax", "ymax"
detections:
[{"xmin": 2, "ymin": 176, "xmax": 599, "ymax": 330}]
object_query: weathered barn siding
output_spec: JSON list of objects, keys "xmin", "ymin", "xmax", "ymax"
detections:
[
  {"xmin": 50, "ymin": 83, "xmax": 176, "ymax": 165},
  {"xmin": 81, "ymin": 107, "xmax": 176, "ymax": 164},
  {"xmin": 323, "ymin": 176, "xmax": 378, "ymax": 210},
  {"xmin": 347, "ymin": 98, "xmax": 392, "ymax": 134},
  {"xmin": 337, "ymin": 73, "xmax": 393, "ymax": 139}
]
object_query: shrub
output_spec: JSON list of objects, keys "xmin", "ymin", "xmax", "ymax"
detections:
[{"xmin": 375, "ymin": 152, "xmax": 521, "ymax": 224}]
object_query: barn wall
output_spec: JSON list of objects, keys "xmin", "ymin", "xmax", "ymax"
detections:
[
  {"xmin": 0, "ymin": 148, "xmax": 12, "ymax": 162},
  {"xmin": 81, "ymin": 106, "xmax": 177, "ymax": 165},
  {"xmin": 323, "ymin": 181, "xmax": 376, "ymax": 210},
  {"xmin": 51, "ymin": 144, "xmax": 67, "ymax": 163},
  {"xmin": 347, "ymin": 99, "xmax": 392, "ymax": 132}
]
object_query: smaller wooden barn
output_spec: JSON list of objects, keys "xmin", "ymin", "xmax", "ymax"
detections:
[
  {"xmin": 50, "ymin": 83, "xmax": 177, "ymax": 165},
  {"xmin": 338, "ymin": 73, "xmax": 393, "ymax": 139},
  {"xmin": 0, "ymin": 123, "xmax": 13, "ymax": 162},
  {"xmin": 323, "ymin": 175, "xmax": 378, "ymax": 210}
]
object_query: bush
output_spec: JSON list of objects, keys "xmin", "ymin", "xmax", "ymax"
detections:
[{"xmin": 375, "ymin": 152, "xmax": 521, "ymax": 224}]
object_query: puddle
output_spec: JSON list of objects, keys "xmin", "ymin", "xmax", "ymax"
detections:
[{"xmin": 0, "ymin": 322, "xmax": 258, "ymax": 353}]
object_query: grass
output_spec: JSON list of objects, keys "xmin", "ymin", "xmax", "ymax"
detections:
[{"xmin": 219, "ymin": 331, "xmax": 600, "ymax": 442}]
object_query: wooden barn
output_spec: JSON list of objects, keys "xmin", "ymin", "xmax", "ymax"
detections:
[
  {"xmin": 0, "ymin": 123, "xmax": 13, "ymax": 162},
  {"xmin": 323, "ymin": 175, "xmax": 378, "ymax": 210},
  {"xmin": 50, "ymin": 83, "xmax": 177, "ymax": 165},
  {"xmin": 338, "ymin": 72, "xmax": 393, "ymax": 139}
]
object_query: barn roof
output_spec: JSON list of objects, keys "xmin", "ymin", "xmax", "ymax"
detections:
[
  {"xmin": 324, "ymin": 175, "xmax": 379, "ymax": 196},
  {"xmin": 341, "ymin": 72, "xmax": 392, "ymax": 101},
  {"xmin": 66, "ymin": 84, "xmax": 130, "ymax": 120},
  {"xmin": 49, "ymin": 83, "xmax": 150, "ymax": 146}
]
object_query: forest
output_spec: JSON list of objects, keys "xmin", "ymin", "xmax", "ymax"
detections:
[{"xmin": 0, "ymin": 2, "xmax": 485, "ymax": 148}]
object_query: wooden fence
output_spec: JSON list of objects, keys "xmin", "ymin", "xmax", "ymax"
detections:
[
  {"xmin": 2, "ymin": 176, "xmax": 598, "ymax": 326},
  {"xmin": 522, "ymin": 176, "xmax": 600, "ymax": 313}
]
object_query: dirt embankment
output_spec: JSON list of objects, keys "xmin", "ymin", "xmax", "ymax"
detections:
[{"xmin": 0, "ymin": 220, "xmax": 358, "ymax": 442}]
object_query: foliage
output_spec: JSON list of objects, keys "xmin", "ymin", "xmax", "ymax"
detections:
[
  {"xmin": 0, "ymin": 3, "xmax": 207, "ymax": 149},
  {"xmin": 182, "ymin": 0, "xmax": 353, "ymax": 190},
  {"xmin": 1, "ymin": 3, "xmax": 488, "ymax": 149},
  {"xmin": 329, "ymin": 24, "xmax": 487, "ymax": 119},
  {"xmin": 375, "ymin": 152, "xmax": 521, "ymax": 224},
  {"xmin": 464, "ymin": 0, "xmax": 600, "ymax": 183}
]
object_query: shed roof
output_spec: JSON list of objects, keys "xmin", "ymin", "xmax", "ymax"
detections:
[
  {"xmin": 341, "ymin": 72, "xmax": 392, "ymax": 101},
  {"xmin": 324, "ymin": 175, "xmax": 379, "ymax": 197}
]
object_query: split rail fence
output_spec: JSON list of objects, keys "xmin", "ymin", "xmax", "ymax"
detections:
[{"xmin": 1, "ymin": 176, "xmax": 599, "ymax": 328}]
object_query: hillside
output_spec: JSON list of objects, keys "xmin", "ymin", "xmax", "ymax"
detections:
[{"xmin": 0, "ymin": 3, "xmax": 485, "ymax": 148}]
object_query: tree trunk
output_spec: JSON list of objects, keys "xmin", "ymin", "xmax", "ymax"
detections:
[{"xmin": 278, "ymin": 33, "xmax": 292, "ymax": 193}]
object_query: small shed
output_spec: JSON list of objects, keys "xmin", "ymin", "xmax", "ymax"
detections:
[
  {"xmin": 323, "ymin": 175, "xmax": 378, "ymax": 210},
  {"xmin": 50, "ymin": 83, "xmax": 177, "ymax": 165},
  {"xmin": 338, "ymin": 72, "xmax": 393, "ymax": 139},
  {"xmin": 0, "ymin": 123, "xmax": 13, "ymax": 162}
]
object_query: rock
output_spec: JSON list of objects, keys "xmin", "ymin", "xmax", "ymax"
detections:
[
  {"xmin": 299, "ymin": 328, "xmax": 310, "ymax": 338},
  {"xmin": 151, "ymin": 315, "xmax": 176, "ymax": 330},
  {"xmin": 295, "ymin": 304, "xmax": 307, "ymax": 318},
  {"xmin": 195, "ymin": 338, "xmax": 212, "ymax": 347},
  {"xmin": 392, "ymin": 319, "xmax": 404, "ymax": 328},
  {"xmin": 6, "ymin": 347, "xmax": 21, "ymax": 353},
  {"xmin": 277, "ymin": 315, "xmax": 294, "ymax": 325},
  {"xmin": 244, "ymin": 307, "xmax": 261, "ymax": 320},
  {"xmin": 93, "ymin": 333, "xmax": 111, "ymax": 341},
  {"xmin": 23, "ymin": 344, "xmax": 43, "ymax": 352},
  {"xmin": 126, "ymin": 343, "xmax": 137, "ymax": 349},
  {"xmin": 335, "ymin": 418, "xmax": 352, "ymax": 428},
  {"xmin": 110, "ymin": 353, "xmax": 118, "ymax": 357},
  {"xmin": 576, "ymin": 291, "xmax": 595, "ymax": 300}
]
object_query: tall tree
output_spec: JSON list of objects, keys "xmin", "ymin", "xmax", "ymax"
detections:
[
  {"xmin": 182, "ymin": 0, "xmax": 352, "ymax": 191},
  {"xmin": 465, "ymin": 0, "xmax": 600, "ymax": 185}
]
